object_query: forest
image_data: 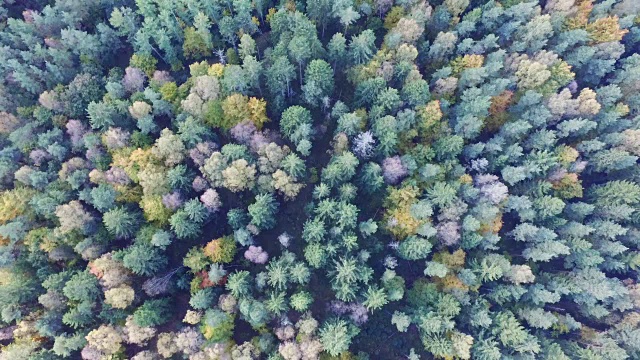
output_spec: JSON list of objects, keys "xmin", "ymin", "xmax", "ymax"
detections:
[{"xmin": 1, "ymin": 0, "xmax": 640, "ymax": 359}]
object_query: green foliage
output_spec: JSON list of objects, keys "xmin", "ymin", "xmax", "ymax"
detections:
[
  {"xmin": 426, "ymin": 182, "xmax": 458, "ymax": 208},
  {"xmin": 590, "ymin": 180, "xmax": 640, "ymax": 206},
  {"xmin": 362, "ymin": 285, "xmax": 388, "ymax": 311},
  {"xmin": 320, "ymin": 319, "xmax": 359, "ymax": 356},
  {"xmin": 183, "ymin": 27, "xmax": 211, "ymax": 60},
  {"xmin": 121, "ymin": 243, "xmax": 167, "ymax": 276},
  {"xmin": 265, "ymin": 291, "xmax": 288, "ymax": 315},
  {"xmin": 201, "ymin": 308, "xmax": 235, "ymax": 341},
  {"xmin": 52, "ymin": 332, "xmax": 86, "ymax": 357},
  {"xmin": 303, "ymin": 59, "xmax": 335, "ymax": 107},
  {"xmin": 226, "ymin": 271, "xmax": 251, "ymax": 298},
  {"xmin": 170, "ymin": 208, "xmax": 202, "ymax": 239},
  {"xmin": 62, "ymin": 301, "xmax": 95, "ymax": 329},
  {"xmin": 248, "ymin": 193, "xmax": 279, "ymax": 231},
  {"xmin": 391, "ymin": 311, "xmax": 411, "ymax": 332},
  {"xmin": 322, "ymin": 152, "xmax": 359, "ymax": 188},
  {"xmin": 358, "ymin": 162, "xmax": 385, "ymax": 194},
  {"xmin": 204, "ymin": 236, "xmax": 237, "ymax": 263},
  {"xmin": 304, "ymin": 242, "xmax": 327, "ymax": 268},
  {"xmin": 280, "ymin": 105, "xmax": 314, "ymax": 155},
  {"xmin": 63, "ymin": 271, "xmax": 100, "ymax": 303},
  {"xmin": 184, "ymin": 246, "xmax": 210, "ymax": 273},
  {"xmin": 103, "ymin": 206, "xmax": 140, "ymax": 239},
  {"xmin": 3, "ymin": 2, "xmax": 640, "ymax": 359},
  {"xmin": 133, "ymin": 298, "xmax": 172, "ymax": 327},
  {"xmin": 290, "ymin": 291, "xmax": 313, "ymax": 312},
  {"xmin": 239, "ymin": 298, "xmax": 270, "ymax": 327},
  {"xmin": 90, "ymin": 184, "xmax": 117, "ymax": 212},
  {"xmin": 303, "ymin": 218, "xmax": 326, "ymax": 243}
]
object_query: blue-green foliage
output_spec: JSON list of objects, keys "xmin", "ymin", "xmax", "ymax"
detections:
[{"xmin": 2, "ymin": 1, "xmax": 640, "ymax": 359}]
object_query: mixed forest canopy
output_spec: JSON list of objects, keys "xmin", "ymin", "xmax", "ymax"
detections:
[{"xmin": 2, "ymin": 0, "xmax": 640, "ymax": 359}]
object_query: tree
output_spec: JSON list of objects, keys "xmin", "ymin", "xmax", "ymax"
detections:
[
  {"xmin": 590, "ymin": 180, "xmax": 640, "ymax": 206},
  {"xmin": 391, "ymin": 311, "xmax": 411, "ymax": 332},
  {"xmin": 428, "ymin": 31, "xmax": 457, "ymax": 63},
  {"xmin": 161, "ymin": 192, "xmax": 182, "ymax": 211},
  {"xmin": 103, "ymin": 207, "xmax": 140, "ymax": 239},
  {"xmin": 272, "ymin": 170, "xmax": 304, "ymax": 200},
  {"xmin": 90, "ymin": 184, "xmax": 117, "ymax": 212},
  {"xmin": 307, "ymin": 0, "xmax": 332, "ymax": 36},
  {"xmin": 303, "ymin": 60, "xmax": 335, "ymax": 107},
  {"xmin": 372, "ymin": 115, "xmax": 398, "ymax": 156},
  {"xmin": 222, "ymin": 159, "xmax": 256, "ymax": 192},
  {"xmin": 4, "ymin": 2, "xmax": 640, "ymax": 358},
  {"xmin": 104, "ymin": 285, "xmax": 135, "ymax": 309},
  {"xmin": 288, "ymin": 35, "xmax": 313, "ymax": 85},
  {"xmin": 302, "ymin": 217, "xmax": 327, "ymax": 243},
  {"xmin": 201, "ymin": 308, "xmax": 235, "ymax": 341},
  {"xmin": 388, "ymin": 18, "xmax": 423, "ymax": 45},
  {"xmin": 123, "ymin": 67, "xmax": 146, "ymax": 93},
  {"xmin": 189, "ymin": 288, "xmax": 214, "ymax": 311},
  {"xmin": 239, "ymin": 298, "xmax": 270, "ymax": 327},
  {"xmin": 183, "ymin": 247, "xmax": 209, "ymax": 273},
  {"xmin": 86, "ymin": 325, "xmax": 123, "ymax": 356},
  {"xmin": 280, "ymin": 105, "xmax": 313, "ymax": 149},
  {"xmin": 382, "ymin": 156, "xmax": 408, "ymax": 184},
  {"xmin": 152, "ymin": 129, "xmax": 186, "ymax": 167},
  {"xmin": 0, "ymin": 112, "xmax": 21, "ymax": 135},
  {"xmin": 121, "ymin": 243, "xmax": 167, "ymax": 276},
  {"xmin": 334, "ymin": 2, "xmax": 360, "ymax": 34},
  {"xmin": 267, "ymin": 56, "xmax": 296, "ymax": 99},
  {"xmin": 375, "ymin": 88, "xmax": 401, "ymax": 117},
  {"xmin": 226, "ymin": 271, "xmax": 251, "ymax": 298},
  {"xmin": 363, "ymin": 285, "xmax": 388, "ymax": 310},
  {"xmin": 328, "ymin": 33, "xmax": 348, "ymax": 69},
  {"xmin": 248, "ymin": 193, "xmax": 279, "ymax": 231},
  {"xmin": 398, "ymin": 236, "xmax": 433, "ymax": 260},
  {"xmin": 129, "ymin": 101, "xmax": 152, "ymax": 120},
  {"xmin": 304, "ymin": 242, "xmax": 327, "ymax": 269},
  {"xmin": 290, "ymin": 291, "xmax": 313, "ymax": 312},
  {"xmin": 245, "ymin": 245, "xmax": 269, "ymax": 264},
  {"xmin": 133, "ymin": 298, "xmax": 171, "ymax": 327},
  {"xmin": 200, "ymin": 189, "xmax": 221, "ymax": 212},
  {"xmin": 192, "ymin": 75, "xmax": 220, "ymax": 102},
  {"xmin": 349, "ymin": 30, "xmax": 376, "ymax": 65},
  {"xmin": 55, "ymin": 201, "xmax": 94, "ymax": 235},
  {"xmin": 53, "ymin": 333, "xmax": 86, "ymax": 357},
  {"xmin": 358, "ymin": 162, "xmax": 385, "ymax": 194},
  {"xmin": 174, "ymin": 327, "xmax": 204, "ymax": 356},
  {"xmin": 492, "ymin": 311, "xmax": 536, "ymax": 352},
  {"xmin": 267, "ymin": 254, "xmax": 294, "ymax": 290},
  {"xmin": 204, "ymin": 236, "xmax": 237, "ymax": 263},
  {"xmin": 336, "ymin": 112, "xmax": 362, "ymax": 137},
  {"xmin": 321, "ymin": 152, "xmax": 359, "ymax": 187},
  {"xmin": 238, "ymin": 34, "xmax": 256, "ymax": 60},
  {"xmin": 319, "ymin": 319, "xmax": 359, "ymax": 356},
  {"xmin": 63, "ymin": 271, "xmax": 100, "ymax": 303},
  {"xmin": 257, "ymin": 142, "xmax": 288, "ymax": 174},
  {"xmin": 169, "ymin": 206, "xmax": 201, "ymax": 239},
  {"xmin": 90, "ymin": 253, "xmax": 131, "ymax": 289},
  {"xmin": 183, "ymin": 27, "xmax": 211, "ymax": 60}
]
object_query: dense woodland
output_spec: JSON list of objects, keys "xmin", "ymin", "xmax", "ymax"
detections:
[{"xmin": 1, "ymin": 0, "xmax": 640, "ymax": 359}]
